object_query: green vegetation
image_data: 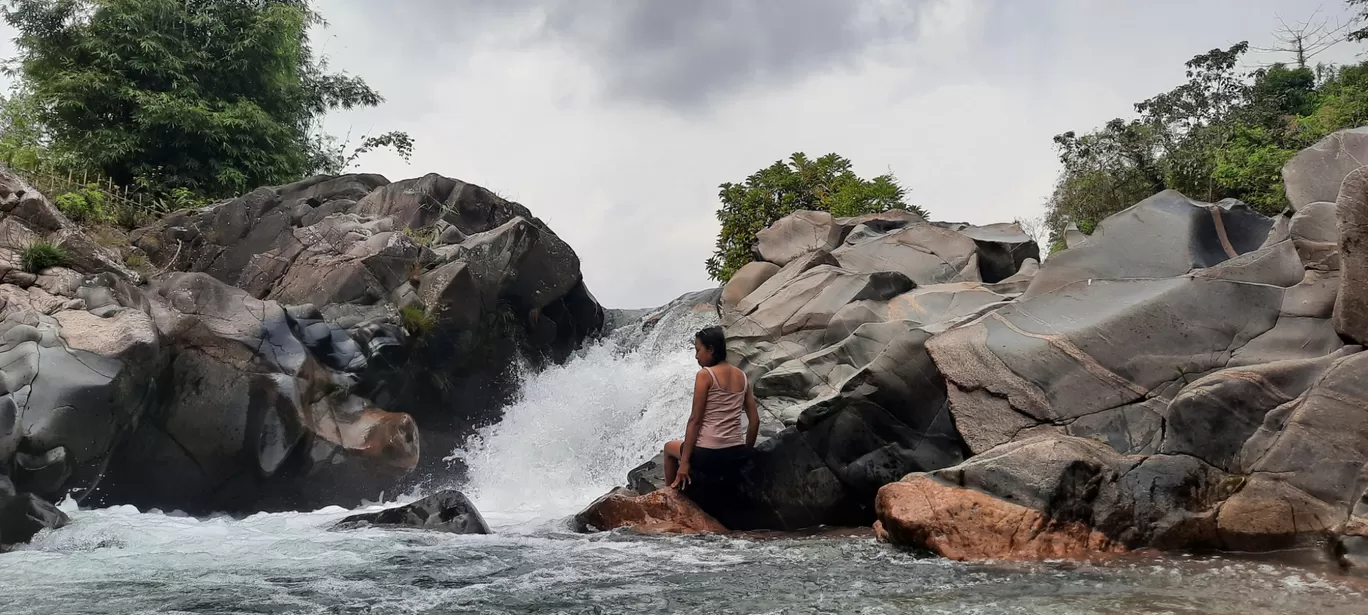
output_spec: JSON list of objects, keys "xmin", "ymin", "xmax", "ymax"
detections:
[
  {"xmin": 1045, "ymin": 4, "xmax": 1368, "ymax": 248},
  {"xmin": 0, "ymin": 0, "xmax": 411, "ymax": 207},
  {"xmin": 53, "ymin": 184, "xmax": 111, "ymax": 224},
  {"xmin": 399, "ymin": 305, "xmax": 437, "ymax": 338},
  {"xmin": 402, "ymin": 225, "xmax": 438, "ymax": 248},
  {"xmin": 124, "ymin": 253, "xmax": 149, "ymax": 271},
  {"xmin": 706, "ymin": 153, "xmax": 928, "ymax": 281},
  {"xmin": 21, "ymin": 241, "xmax": 66, "ymax": 272}
]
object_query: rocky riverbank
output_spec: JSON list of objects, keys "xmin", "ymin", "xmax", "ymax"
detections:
[
  {"xmin": 582, "ymin": 126, "xmax": 1368, "ymax": 569},
  {"xmin": 0, "ymin": 169, "xmax": 601, "ymax": 546}
]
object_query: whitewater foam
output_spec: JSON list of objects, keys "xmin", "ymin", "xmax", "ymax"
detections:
[{"xmin": 452, "ymin": 300, "xmax": 719, "ymax": 528}]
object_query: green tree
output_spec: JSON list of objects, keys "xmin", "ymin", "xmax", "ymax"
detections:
[
  {"xmin": 706, "ymin": 153, "xmax": 927, "ymax": 282},
  {"xmin": 1, "ymin": 0, "xmax": 411, "ymax": 198},
  {"xmin": 0, "ymin": 88, "xmax": 52, "ymax": 170}
]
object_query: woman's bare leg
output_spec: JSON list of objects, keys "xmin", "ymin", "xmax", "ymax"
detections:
[{"xmin": 663, "ymin": 440, "xmax": 683, "ymax": 486}]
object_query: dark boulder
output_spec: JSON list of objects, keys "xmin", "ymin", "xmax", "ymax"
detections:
[
  {"xmin": 0, "ymin": 490, "xmax": 69, "ymax": 546},
  {"xmin": 335, "ymin": 490, "xmax": 490, "ymax": 535}
]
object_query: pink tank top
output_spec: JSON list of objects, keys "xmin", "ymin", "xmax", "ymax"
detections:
[{"xmin": 697, "ymin": 366, "xmax": 747, "ymax": 449}]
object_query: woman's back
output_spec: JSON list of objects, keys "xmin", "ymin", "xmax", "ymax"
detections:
[{"xmin": 697, "ymin": 363, "xmax": 747, "ymax": 449}]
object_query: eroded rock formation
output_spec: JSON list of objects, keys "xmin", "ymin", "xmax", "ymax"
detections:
[
  {"xmin": 595, "ymin": 125, "xmax": 1368, "ymax": 564},
  {"xmin": 0, "ymin": 167, "xmax": 601, "ymax": 534}
]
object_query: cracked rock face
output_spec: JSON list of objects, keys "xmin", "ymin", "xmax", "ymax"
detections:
[
  {"xmin": 684, "ymin": 128, "xmax": 1368, "ymax": 557},
  {"xmin": 869, "ymin": 128, "xmax": 1368, "ymax": 560},
  {"xmin": 130, "ymin": 172, "xmax": 604, "ymax": 479}
]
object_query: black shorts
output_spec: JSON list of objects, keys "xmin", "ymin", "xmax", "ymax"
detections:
[{"xmin": 691, "ymin": 445, "xmax": 750, "ymax": 476}]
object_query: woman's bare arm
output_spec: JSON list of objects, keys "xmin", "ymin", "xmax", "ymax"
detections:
[
  {"xmin": 674, "ymin": 370, "xmax": 711, "ymax": 487},
  {"xmin": 744, "ymin": 386, "xmax": 760, "ymax": 448}
]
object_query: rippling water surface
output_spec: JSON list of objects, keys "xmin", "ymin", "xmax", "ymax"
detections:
[
  {"xmin": 5, "ymin": 305, "xmax": 1368, "ymax": 614},
  {"xmin": 4, "ymin": 504, "xmax": 1367, "ymax": 614}
]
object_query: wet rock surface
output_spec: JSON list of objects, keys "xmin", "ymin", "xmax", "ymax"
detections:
[
  {"xmin": 586, "ymin": 126, "xmax": 1368, "ymax": 564},
  {"xmin": 335, "ymin": 490, "xmax": 490, "ymax": 535},
  {"xmin": 575, "ymin": 488, "xmax": 728, "ymax": 535},
  {"xmin": 0, "ymin": 167, "xmax": 602, "ymax": 535}
]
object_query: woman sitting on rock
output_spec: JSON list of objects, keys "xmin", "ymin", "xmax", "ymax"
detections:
[{"xmin": 664, "ymin": 326, "xmax": 760, "ymax": 489}]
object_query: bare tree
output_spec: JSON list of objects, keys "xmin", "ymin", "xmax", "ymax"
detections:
[
  {"xmin": 1015, "ymin": 216, "xmax": 1049, "ymax": 249},
  {"xmin": 1252, "ymin": 8, "xmax": 1351, "ymax": 68}
]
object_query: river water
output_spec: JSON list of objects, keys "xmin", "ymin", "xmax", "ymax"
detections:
[{"xmin": 3, "ymin": 305, "xmax": 1368, "ymax": 614}]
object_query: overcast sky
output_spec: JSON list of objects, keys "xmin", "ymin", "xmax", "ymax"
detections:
[{"xmin": 3, "ymin": 1, "xmax": 1365, "ymax": 308}]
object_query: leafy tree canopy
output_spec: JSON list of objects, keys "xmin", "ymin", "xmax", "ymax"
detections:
[
  {"xmin": 706, "ymin": 153, "xmax": 928, "ymax": 282},
  {"xmin": 1041, "ymin": 32, "xmax": 1368, "ymax": 250},
  {"xmin": 0, "ymin": 0, "xmax": 411, "ymax": 199}
]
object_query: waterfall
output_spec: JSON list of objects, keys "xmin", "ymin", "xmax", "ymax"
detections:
[{"xmin": 451, "ymin": 291, "xmax": 720, "ymax": 529}]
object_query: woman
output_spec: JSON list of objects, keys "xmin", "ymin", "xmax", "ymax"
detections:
[{"xmin": 664, "ymin": 326, "xmax": 760, "ymax": 489}]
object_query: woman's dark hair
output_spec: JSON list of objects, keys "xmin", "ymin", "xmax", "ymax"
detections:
[{"xmin": 695, "ymin": 326, "xmax": 727, "ymax": 365}]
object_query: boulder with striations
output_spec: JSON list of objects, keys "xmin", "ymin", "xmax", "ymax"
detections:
[{"xmin": 0, "ymin": 165, "xmax": 602, "ymax": 529}]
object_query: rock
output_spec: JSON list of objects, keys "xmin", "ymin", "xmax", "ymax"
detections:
[
  {"xmin": 1160, "ymin": 350, "xmax": 1353, "ymax": 470},
  {"xmin": 875, "ymin": 434, "xmax": 1236, "ymax": 559},
  {"xmin": 1290, "ymin": 201, "xmax": 1340, "ymax": 271},
  {"xmin": 13, "ymin": 447, "xmax": 73, "ymax": 502},
  {"xmin": 442, "ymin": 216, "xmax": 583, "ymax": 316},
  {"xmin": 124, "ymin": 172, "xmax": 602, "ymax": 487},
  {"xmin": 720, "ymin": 261, "xmax": 780, "ymax": 315},
  {"xmin": 956, "ymin": 222, "xmax": 1041, "ymax": 283},
  {"xmin": 874, "ymin": 474, "xmax": 1122, "ymax": 561},
  {"xmin": 1064, "ymin": 224, "xmax": 1087, "ymax": 249},
  {"xmin": 93, "ymin": 273, "xmax": 419, "ymax": 513},
  {"xmin": 700, "ymin": 320, "xmax": 966, "ymax": 531},
  {"xmin": 0, "ymin": 308, "xmax": 158, "ymax": 501},
  {"xmin": 0, "ymin": 171, "xmax": 68, "ymax": 233},
  {"xmin": 1283, "ymin": 126, "xmax": 1368, "ymax": 210},
  {"xmin": 831, "ymin": 223, "xmax": 980, "ymax": 286},
  {"xmin": 0, "ymin": 493, "xmax": 69, "ymax": 546},
  {"xmin": 1336, "ymin": 166, "xmax": 1368, "ymax": 344},
  {"xmin": 1025, "ymin": 191, "xmax": 1274, "ymax": 299},
  {"xmin": 627, "ymin": 455, "xmax": 667, "ymax": 495},
  {"xmin": 335, "ymin": 490, "xmax": 490, "ymax": 535},
  {"xmin": 928, "ymin": 217, "xmax": 1301, "ymax": 456},
  {"xmin": 1215, "ymin": 476, "xmax": 1339, "ymax": 551},
  {"xmin": 1237, "ymin": 352, "xmax": 1368, "ymax": 513},
  {"xmin": 756, "ymin": 210, "xmax": 843, "ymax": 266},
  {"xmin": 575, "ymin": 488, "xmax": 727, "ymax": 535},
  {"xmin": 726, "ymin": 264, "xmax": 913, "ymax": 375}
]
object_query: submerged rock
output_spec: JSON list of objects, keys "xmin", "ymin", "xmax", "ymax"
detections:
[
  {"xmin": 575, "ymin": 488, "xmax": 727, "ymax": 535},
  {"xmin": 0, "ymin": 481, "xmax": 68, "ymax": 546},
  {"xmin": 335, "ymin": 490, "xmax": 490, "ymax": 535}
]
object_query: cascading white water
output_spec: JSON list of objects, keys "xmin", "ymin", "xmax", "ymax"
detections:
[{"xmin": 451, "ymin": 299, "xmax": 720, "ymax": 529}]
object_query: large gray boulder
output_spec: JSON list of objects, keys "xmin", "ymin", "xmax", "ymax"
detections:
[
  {"xmin": 928, "ymin": 192, "xmax": 1300, "ymax": 457},
  {"xmin": 946, "ymin": 222, "xmax": 1042, "ymax": 283},
  {"xmin": 131, "ymin": 172, "xmax": 604, "ymax": 479},
  {"xmin": 720, "ymin": 261, "xmax": 780, "ymax": 316},
  {"xmin": 756, "ymin": 210, "xmax": 843, "ymax": 266},
  {"xmin": 831, "ymin": 224, "xmax": 980, "ymax": 286},
  {"xmin": 92, "ymin": 273, "xmax": 419, "ymax": 513},
  {"xmin": 665, "ymin": 210, "xmax": 1040, "ymax": 530},
  {"xmin": 1336, "ymin": 166, "xmax": 1368, "ymax": 345},
  {"xmin": 1283, "ymin": 126, "xmax": 1368, "ymax": 211}
]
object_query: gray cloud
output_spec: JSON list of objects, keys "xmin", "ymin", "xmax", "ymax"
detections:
[{"xmin": 383, "ymin": 0, "xmax": 925, "ymax": 110}]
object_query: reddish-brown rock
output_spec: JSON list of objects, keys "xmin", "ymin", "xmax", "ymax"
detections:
[
  {"xmin": 576, "ymin": 488, "xmax": 728, "ymax": 535},
  {"xmin": 874, "ymin": 475, "xmax": 1123, "ymax": 561}
]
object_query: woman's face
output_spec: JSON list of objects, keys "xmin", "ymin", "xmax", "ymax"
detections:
[{"xmin": 694, "ymin": 338, "xmax": 712, "ymax": 367}]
